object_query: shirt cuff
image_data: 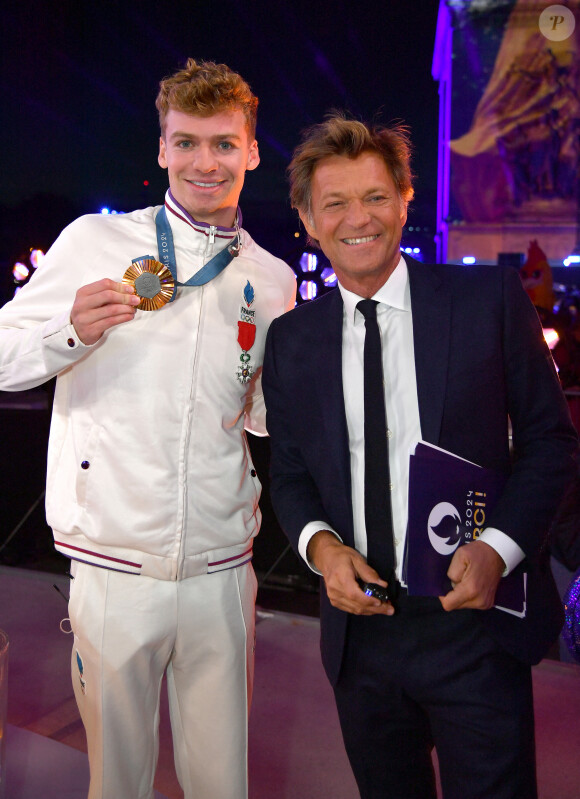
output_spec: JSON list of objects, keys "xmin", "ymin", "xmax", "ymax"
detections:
[
  {"xmin": 298, "ymin": 521, "xmax": 342, "ymax": 575},
  {"xmin": 61, "ymin": 321, "xmax": 93, "ymax": 351},
  {"xmin": 43, "ymin": 309, "xmax": 93, "ymax": 352},
  {"xmin": 478, "ymin": 528, "xmax": 525, "ymax": 576}
]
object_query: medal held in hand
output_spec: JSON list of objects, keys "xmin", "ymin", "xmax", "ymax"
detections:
[{"xmin": 122, "ymin": 257, "xmax": 175, "ymax": 311}]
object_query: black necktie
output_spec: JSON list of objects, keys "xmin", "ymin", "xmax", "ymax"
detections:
[{"xmin": 356, "ymin": 299, "xmax": 395, "ymax": 579}]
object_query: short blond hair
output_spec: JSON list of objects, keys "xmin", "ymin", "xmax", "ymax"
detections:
[{"xmin": 156, "ymin": 58, "xmax": 258, "ymax": 138}]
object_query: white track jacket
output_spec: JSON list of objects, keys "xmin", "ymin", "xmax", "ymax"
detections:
[{"xmin": 0, "ymin": 193, "xmax": 296, "ymax": 580}]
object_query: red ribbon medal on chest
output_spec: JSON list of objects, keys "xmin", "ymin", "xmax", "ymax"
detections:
[
  {"xmin": 237, "ymin": 321, "xmax": 256, "ymax": 352},
  {"xmin": 237, "ymin": 281, "xmax": 257, "ymax": 384}
]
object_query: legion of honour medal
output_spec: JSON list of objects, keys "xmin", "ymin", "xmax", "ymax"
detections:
[
  {"xmin": 237, "ymin": 280, "xmax": 256, "ymax": 384},
  {"xmin": 122, "ymin": 257, "xmax": 175, "ymax": 311}
]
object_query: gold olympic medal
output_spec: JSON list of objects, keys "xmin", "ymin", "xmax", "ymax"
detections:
[{"xmin": 122, "ymin": 258, "xmax": 175, "ymax": 311}]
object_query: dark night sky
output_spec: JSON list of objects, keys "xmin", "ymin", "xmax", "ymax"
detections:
[{"xmin": 1, "ymin": 0, "xmax": 441, "ymax": 264}]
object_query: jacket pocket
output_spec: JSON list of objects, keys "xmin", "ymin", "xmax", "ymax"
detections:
[{"xmin": 75, "ymin": 424, "xmax": 103, "ymax": 509}]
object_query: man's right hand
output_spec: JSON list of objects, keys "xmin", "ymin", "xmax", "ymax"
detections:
[
  {"xmin": 307, "ymin": 530, "xmax": 395, "ymax": 616},
  {"xmin": 71, "ymin": 279, "xmax": 141, "ymax": 345}
]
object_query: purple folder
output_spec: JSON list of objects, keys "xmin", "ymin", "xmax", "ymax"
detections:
[{"xmin": 405, "ymin": 442, "xmax": 526, "ymax": 616}]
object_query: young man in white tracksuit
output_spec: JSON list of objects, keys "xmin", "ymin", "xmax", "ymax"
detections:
[{"xmin": 0, "ymin": 58, "xmax": 296, "ymax": 799}]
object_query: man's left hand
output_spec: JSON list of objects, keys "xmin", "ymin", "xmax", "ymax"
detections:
[{"xmin": 439, "ymin": 540, "xmax": 505, "ymax": 611}]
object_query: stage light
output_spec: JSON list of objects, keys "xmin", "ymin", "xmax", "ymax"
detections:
[
  {"xmin": 321, "ymin": 267, "xmax": 337, "ymax": 287},
  {"xmin": 543, "ymin": 328, "xmax": 559, "ymax": 349},
  {"xmin": 299, "ymin": 281, "xmax": 318, "ymax": 301},
  {"xmin": 13, "ymin": 262, "xmax": 29, "ymax": 281},
  {"xmin": 290, "ymin": 247, "xmax": 336, "ymax": 304},
  {"xmin": 299, "ymin": 252, "xmax": 318, "ymax": 272},
  {"xmin": 100, "ymin": 207, "xmax": 110, "ymax": 215},
  {"xmin": 564, "ymin": 255, "xmax": 580, "ymax": 266},
  {"xmin": 11, "ymin": 247, "xmax": 46, "ymax": 296},
  {"xmin": 29, "ymin": 249, "xmax": 45, "ymax": 269},
  {"xmin": 413, "ymin": 248, "xmax": 420, "ymax": 254},
  {"xmin": 462, "ymin": 256, "xmax": 476, "ymax": 265}
]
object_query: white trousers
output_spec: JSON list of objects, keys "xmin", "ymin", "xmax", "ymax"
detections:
[{"xmin": 68, "ymin": 561, "xmax": 257, "ymax": 799}]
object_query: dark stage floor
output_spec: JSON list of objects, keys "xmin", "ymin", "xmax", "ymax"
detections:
[{"xmin": 2, "ymin": 565, "xmax": 580, "ymax": 799}]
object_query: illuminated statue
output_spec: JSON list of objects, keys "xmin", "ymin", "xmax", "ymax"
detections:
[{"xmin": 450, "ymin": 0, "xmax": 580, "ymax": 223}]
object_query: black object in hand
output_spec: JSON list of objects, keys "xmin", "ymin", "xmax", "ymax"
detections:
[{"xmin": 357, "ymin": 578, "xmax": 392, "ymax": 603}]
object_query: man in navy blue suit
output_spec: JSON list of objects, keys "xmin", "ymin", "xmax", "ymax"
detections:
[{"xmin": 262, "ymin": 114, "xmax": 578, "ymax": 799}]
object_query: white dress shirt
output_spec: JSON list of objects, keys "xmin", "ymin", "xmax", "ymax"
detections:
[{"xmin": 298, "ymin": 257, "xmax": 525, "ymax": 581}]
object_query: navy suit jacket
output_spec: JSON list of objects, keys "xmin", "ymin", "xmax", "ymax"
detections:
[{"xmin": 262, "ymin": 258, "xmax": 578, "ymax": 685}]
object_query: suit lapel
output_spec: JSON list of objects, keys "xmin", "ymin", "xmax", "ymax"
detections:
[
  {"xmin": 314, "ymin": 290, "xmax": 355, "ymax": 539},
  {"xmin": 408, "ymin": 258, "xmax": 452, "ymax": 445}
]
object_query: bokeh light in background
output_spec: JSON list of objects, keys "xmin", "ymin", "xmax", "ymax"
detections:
[
  {"xmin": 543, "ymin": 328, "xmax": 559, "ymax": 350},
  {"xmin": 12, "ymin": 263, "xmax": 29, "ymax": 282},
  {"xmin": 321, "ymin": 267, "xmax": 337, "ymax": 287},
  {"xmin": 29, "ymin": 249, "xmax": 45, "ymax": 269},
  {"xmin": 12, "ymin": 247, "xmax": 45, "ymax": 296},
  {"xmin": 299, "ymin": 253, "xmax": 318, "ymax": 273},
  {"xmin": 293, "ymin": 248, "xmax": 329, "ymax": 304},
  {"xmin": 291, "ymin": 243, "xmax": 425, "ymax": 305},
  {"xmin": 299, "ymin": 281, "xmax": 318, "ymax": 301}
]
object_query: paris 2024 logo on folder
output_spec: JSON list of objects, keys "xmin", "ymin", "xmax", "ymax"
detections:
[{"xmin": 405, "ymin": 441, "xmax": 526, "ymax": 617}]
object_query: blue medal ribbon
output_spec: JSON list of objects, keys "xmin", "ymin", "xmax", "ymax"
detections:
[{"xmin": 153, "ymin": 206, "xmax": 239, "ymax": 302}]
